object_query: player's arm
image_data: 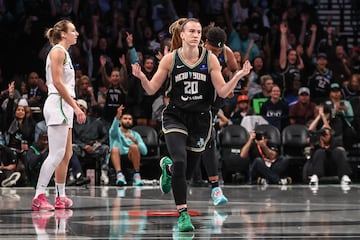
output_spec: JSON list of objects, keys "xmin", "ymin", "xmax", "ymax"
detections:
[
  {"xmin": 132, "ymin": 53, "xmax": 173, "ymax": 95},
  {"xmin": 210, "ymin": 53, "xmax": 251, "ymax": 98}
]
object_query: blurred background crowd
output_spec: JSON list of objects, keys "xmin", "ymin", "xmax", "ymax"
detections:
[{"xmin": 0, "ymin": 0, "xmax": 360, "ymax": 187}]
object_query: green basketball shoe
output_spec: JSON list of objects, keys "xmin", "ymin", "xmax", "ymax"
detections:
[{"xmin": 159, "ymin": 156, "xmax": 172, "ymax": 193}]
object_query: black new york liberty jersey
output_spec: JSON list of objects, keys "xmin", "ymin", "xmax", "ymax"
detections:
[
  {"xmin": 281, "ymin": 63, "xmax": 301, "ymax": 94},
  {"xmin": 166, "ymin": 46, "xmax": 215, "ymax": 112},
  {"xmin": 217, "ymin": 47, "xmax": 227, "ymax": 70}
]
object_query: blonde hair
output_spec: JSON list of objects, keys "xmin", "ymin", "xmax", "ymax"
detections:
[
  {"xmin": 169, "ymin": 18, "xmax": 187, "ymax": 52},
  {"xmin": 45, "ymin": 20, "xmax": 72, "ymax": 46},
  {"xmin": 260, "ymin": 74, "xmax": 273, "ymax": 86}
]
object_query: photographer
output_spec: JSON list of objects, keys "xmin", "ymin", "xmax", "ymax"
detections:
[
  {"xmin": 305, "ymin": 104, "xmax": 352, "ymax": 188},
  {"xmin": 240, "ymin": 130, "xmax": 291, "ymax": 185}
]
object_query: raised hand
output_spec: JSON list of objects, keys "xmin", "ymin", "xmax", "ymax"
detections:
[
  {"xmin": 116, "ymin": 104, "xmax": 125, "ymax": 119},
  {"xmin": 131, "ymin": 63, "xmax": 145, "ymax": 79},
  {"xmin": 240, "ymin": 60, "xmax": 252, "ymax": 76}
]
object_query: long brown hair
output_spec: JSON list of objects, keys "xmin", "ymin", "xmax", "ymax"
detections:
[
  {"xmin": 169, "ymin": 18, "xmax": 187, "ymax": 52},
  {"xmin": 169, "ymin": 18, "xmax": 201, "ymax": 52}
]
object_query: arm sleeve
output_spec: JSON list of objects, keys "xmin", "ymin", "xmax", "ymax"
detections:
[
  {"xmin": 129, "ymin": 47, "xmax": 139, "ymax": 64},
  {"xmin": 133, "ymin": 131, "xmax": 148, "ymax": 155},
  {"xmin": 109, "ymin": 117, "xmax": 120, "ymax": 146}
]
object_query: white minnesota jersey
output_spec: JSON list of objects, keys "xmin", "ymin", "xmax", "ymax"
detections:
[
  {"xmin": 45, "ymin": 44, "xmax": 75, "ymax": 98},
  {"xmin": 43, "ymin": 44, "xmax": 75, "ymax": 126}
]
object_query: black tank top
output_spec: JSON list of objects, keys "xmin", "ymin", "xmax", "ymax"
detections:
[
  {"xmin": 217, "ymin": 47, "xmax": 227, "ymax": 70},
  {"xmin": 166, "ymin": 46, "xmax": 214, "ymax": 112},
  {"xmin": 281, "ymin": 63, "xmax": 301, "ymax": 94},
  {"xmin": 211, "ymin": 46, "xmax": 228, "ymax": 112}
]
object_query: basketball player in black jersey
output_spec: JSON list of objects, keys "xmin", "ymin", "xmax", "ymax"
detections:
[
  {"xmin": 132, "ymin": 18, "xmax": 252, "ymax": 232},
  {"xmin": 193, "ymin": 26, "xmax": 238, "ymax": 206}
]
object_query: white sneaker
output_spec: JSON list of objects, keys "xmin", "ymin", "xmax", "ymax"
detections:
[
  {"xmin": 341, "ymin": 175, "xmax": 351, "ymax": 185},
  {"xmin": 309, "ymin": 174, "xmax": 319, "ymax": 194},
  {"xmin": 1, "ymin": 172, "xmax": 21, "ymax": 187},
  {"xmin": 309, "ymin": 174, "xmax": 318, "ymax": 185},
  {"xmin": 279, "ymin": 177, "xmax": 292, "ymax": 185},
  {"xmin": 100, "ymin": 170, "xmax": 109, "ymax": 185}
]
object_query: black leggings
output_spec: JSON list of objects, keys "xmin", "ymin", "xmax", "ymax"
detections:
[
  {"xmin": 200, "ymin": 129, "xmax": 218, "ymax": 177},
  {"xmin": 307, "ymin": 147, "xmax": 352, "ymax": 178},
  {"xmin": 165, "ymin": 132, "xmax": 201, "ymax": 205}
]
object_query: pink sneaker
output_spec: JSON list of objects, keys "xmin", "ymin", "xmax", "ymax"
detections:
[
  {"xmin": 54, "ymin": 196, "xmax": 73, "ymax": 209},
  {"xmin": 32, "ymin": 193, "xmax": 55, "ymax": 211}
]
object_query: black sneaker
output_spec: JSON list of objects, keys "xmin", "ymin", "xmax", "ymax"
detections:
[{"xmin": 76, "ymin": 176, "xmax": 91, "ymax": 186}]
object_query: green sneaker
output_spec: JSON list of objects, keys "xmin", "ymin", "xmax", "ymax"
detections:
[
  {"xmin": 177, "ymin": 211, "xmax": 195, "ymax": 232},
  {"xmin": 159, "ymin": 156, "xmax": 172, "ymax": 193}
]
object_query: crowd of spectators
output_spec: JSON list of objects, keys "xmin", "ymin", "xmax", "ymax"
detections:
[{"xmin": 1, "ymin": 0, "xmax": 360, "ymax": 186}]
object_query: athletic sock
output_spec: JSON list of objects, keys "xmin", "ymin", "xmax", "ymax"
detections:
[
  {"xmin": 178, "ymin": 207, "xmax": 187, "ymax": 214},
  {"xmin": 210, "ymin": 180, "xmax": 219, "ymax": 189}
]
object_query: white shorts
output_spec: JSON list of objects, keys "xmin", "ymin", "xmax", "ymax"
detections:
[{"xmin": 43, "ymin": 94, "xmax": 74, "ymax": 127}]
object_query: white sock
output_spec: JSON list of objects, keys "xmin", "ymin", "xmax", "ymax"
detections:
[{"xmin": 55, "ymin": 183, "xmax": 66, "ymax": 197}]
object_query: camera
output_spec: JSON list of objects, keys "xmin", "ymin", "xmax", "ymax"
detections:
[
  {"xmin": 255, "ymin": 132, "xmax": 264, "ymax": 140},
  {"xmin": 308, "ymin": 129, "xmax": 327, "ymax": 145}
]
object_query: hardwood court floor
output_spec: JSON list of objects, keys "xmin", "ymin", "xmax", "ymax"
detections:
[{"xmin": 1, "ymin": 183, "xmax": 360, "ymax": 239}]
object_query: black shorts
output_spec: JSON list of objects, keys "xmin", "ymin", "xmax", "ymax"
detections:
[{"xmin": 162, "ymin": 104, "xmax": 212, "ymax": 152}]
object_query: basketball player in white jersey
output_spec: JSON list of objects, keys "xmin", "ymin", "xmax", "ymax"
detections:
[{"xmin": 32, "ymin": 20, "xmax": 86, "ymax": 211}]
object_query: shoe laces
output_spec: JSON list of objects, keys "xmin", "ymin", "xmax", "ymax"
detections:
[{"xmin": 212, "ymin": 187, "xmax": 223, "ymax": 198}]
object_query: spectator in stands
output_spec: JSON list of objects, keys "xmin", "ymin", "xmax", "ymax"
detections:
[
  {"xmin": 93, "ymin": 36, "xmax": 116, "ymax": 85},
  {"xmin": 72, "ymin": 99, "xmax": 109, "ymax": 185},
  {"xmin": 284, "ymin": 78, "xmax": 302, "ymax": 106},
  {"xmin": 343, "ymin": 73, "xmax": 360, "ymax": 101},
  {"xmin": 326, "ymin": 83, "xmax": 356, "ymax": 149},
  {"xmin": 252, "ymin": 74, "xmax": 274, "ymax": 99},
  {"xmin": 327, "ymin": 41, "xmax": 352, "ymax": 87},
  {"xmin": 100, "ymin": 55, "xmax": 128, "ymax": 124},
  {"xmin": 1, "ymin": 80, "xmax": 21, "ymax": 112},
  {"xmin": 0, "ymin": 144, "xmax": 21, "ymax": 187},
  {"xmin": 279, "ymin": 22, "xmax": 304, "ymax": 96},
  {"xmin": 305, "ymin": 125, "xmax": 352, "ymax": 191},
  {"xmin": 240, "ymin": 130, "xmax": 291, "ymax": 185},
  {"xmin": 4, "ymin": 82, "xmax": 36, "ymax": 186},
  {"xmin": 109, "ymin": 105, "xmax": 147, "ymax": 186},
  {"xmin": 247, "ymin": 56, "xmax": 267, "ymax": 99},
  {"xmin": 132, "ymin": 55, "xmax": 159, "ymax": 127},
  {"xmin": 223, "ymin": 1, "xmax": 260, "ymax": 63},
  {"xmin": 308, "ymin": 53, "xmax": 333, "ymax": 104},
  {"xmin": 75, "ymin": 75, "xmax": 98, "ymax": 111},
  {"xmin": 260, "ymin": 84, "xmax": 289, "ymax": 131},
  {"xmin": 351, "ymin": 97, "xmax": 360, "ymax": 144},
  {"xmin": 289, "ymin": 87, "xmax": 316, "ymax": 125},
  {"xmin": 125, "ymin": 32, "xmax": 160, "ymax": 128},
  {"xmin": 25, "ymin": 71, "xmax": 47, "ymax": 109},
  {"xmin": 232, "ymin": 50, "xmax": 247, "ymax": 96},
  {"xmin": 229, "ymin": 95, "xmax": 254, "ymax": 125}
]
